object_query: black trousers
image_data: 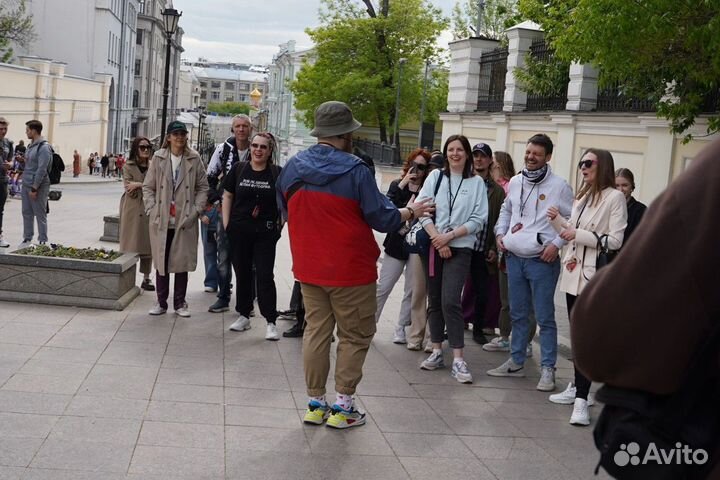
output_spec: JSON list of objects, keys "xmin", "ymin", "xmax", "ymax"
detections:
[
  {"xmin": 0, "ymin": 181, "xmax": 7, "ymax": 236},
  {"xmin": 289, "ymin": 281, "xmax": 305, "ymax": 329},
  {"xmin": 567, "ymin": 293, "xmax": 591, "ymax": 399},
  {"xmin": 156, "ymin": 228, "xmax": 188, "ymax": 310},
  {"xmin": 470, "ymin": 250, "xmax": 490, "ymax": 337},
  {"xmin": 228, "ymin": 228, "xmax": 279, "ymax": 323}
]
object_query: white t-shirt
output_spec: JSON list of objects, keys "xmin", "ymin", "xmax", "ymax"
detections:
[{"xmin": 171, "ymin": 153, "xmax": 182, "ymax": 183}]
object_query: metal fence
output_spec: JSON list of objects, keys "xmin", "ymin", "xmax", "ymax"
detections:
[
  {"xmin": 701, "ymin": 89, "xmax": 720, "ymax": 113},
  {"xmin": 596, "ymin": 80, "xmax": 655, "ymax": 112},
  {"xmin": 354, "ymin": 138, "xmax": 424, "ymax": 166},
  {"xmin": 477, "ymin": 47, "xmax": 508, "ymax": 112},
  {"xmin": 525, "ymin": 39, "xmax": 569, "ymax": 112}
]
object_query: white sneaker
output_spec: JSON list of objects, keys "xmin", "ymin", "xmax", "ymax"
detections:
[
  {"xmin": 392, "ymin": 325, "xmax": 407, "ymax": 344},
  {"xmin": 17, "ymin": 240, "xmax": 31, "ymax": 249},
  {"xmin": 486, "ymin": 358, "xmax": 525, "ymax": 377},
  {"xmin": 0, "ymin": 236, "xmax": 9, "ymax": 248},
  {"xmin": 175, "ymin": 303, "xmax": 191, "ymax": 318},
  {"xmin": 148, "ymin": 303, "xmax": 167, "ymax": 315},
  {"xmin": 203, "ymin": 286, "xmax": 217, "ymax": 293},
  {"xmin": 537, "ymin": 366, "xmax": 556, "ymax": 392},
  {"xmin": 482, "ymin": 337, "xmax": 510, "ymax": 352},
  {"xmin": 265, "ymin": 323, "xmax": 280, "ymax": 341},
  {"xmin": 569, "ymin": 398, "xmax": 591, "ymax": 426},
  {"xmin": 549, "ymin": 382, "xmax": 577, "ymax": 404},
  {"xmin": 420, "ymin": 351, "xmax": 445, "ymax": 370},
  {"xmin": 451, "ymin": 360, "xmax": 473, "ymax": 383},
  {"xmin": 229, "ymin": 315, "xmax": 251, "ymax": 332}
]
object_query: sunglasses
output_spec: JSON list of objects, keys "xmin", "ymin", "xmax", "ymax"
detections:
[
  {"xmin": 411, "ymin": 162, "xmax": 427, "ymax": 171},
  {"xmin": 138, "ymin": 145, "xmax": 152, "ymax": 151},
  {"xmin": 578, "ymin": 159, "xmax": 598, "ymax": 169},
  {"xmin": 251, "ymin": 143, "xmax": 269, "ymax": 150}
]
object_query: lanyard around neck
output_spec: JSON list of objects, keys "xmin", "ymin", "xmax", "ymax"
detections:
[
  {"xmin": 519, "ymin": 177, "xmax": 538, "ymax": 218},
  {"xmin": 447, "ymin": 175, "xmax": 464, "ymax": 219}
]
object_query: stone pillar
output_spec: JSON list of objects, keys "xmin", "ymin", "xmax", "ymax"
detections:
[
  {"xmin": 94, "ymin": 73, "xmax": 114, "ymax": 155},
  {"xmin": 566, "ymin": 62, "xmax": 599, "ymax": 111},
  {"xmin": 447, "ymin": 37, "xmax": 501, "ymax": 113},
  {"xmin": 491, "ymin": 113, "xmax": 510, "ymax": 152},
  {"xmin": 18, "ymin": 56, "xmax": 52, "ymax": 118},
  {"xmin": 503, "ymin": 21, "xmax": 544, "ymax": 112},
  {"xmin": 640, "ymin": 117, "xmax": 674, "ymax": 203},
  {"xmin": 550, "ymin": 114, "xmax": 577, "ymax": 182}
]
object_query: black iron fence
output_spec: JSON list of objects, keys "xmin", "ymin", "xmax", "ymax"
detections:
[
  {"xmin": 354, "ymin": 138, "xmax": 424, "ymax": 166},
  {"xmin": 596, "ymin": 80, "xmax": 655, "ymax": 112},
  {"xmin": 701, "ymin": 89, "xmax": 720, "ymax": 113},
  {"xmin": 477, "ymin": 47, "xmax": 508, "ymax": 112},
  {"xmin": 525, "ymin": 39, "xmax": 569, "ymax": 111}
]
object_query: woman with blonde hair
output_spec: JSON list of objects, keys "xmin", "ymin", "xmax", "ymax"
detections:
[
  {"xmin": 143, "ymin": 121, "xmax": 209, "ymax": 317},
  {"xmin": 547, "ymin": 148, "xmax": 627, "ymax": 426}
]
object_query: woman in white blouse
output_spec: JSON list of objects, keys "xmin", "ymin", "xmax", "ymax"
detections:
[
  {"xmin": 415, "ymin": 134, "xmax": 488, "ymax": 384},
  {"xmin": 546, "ymin": 148, "xmax": 627, "ymax": 426}
]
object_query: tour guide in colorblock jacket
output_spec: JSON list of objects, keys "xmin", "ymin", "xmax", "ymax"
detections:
[{"xmin": 277, "ymin": 144, "xmax": 402, "ymax": 287}]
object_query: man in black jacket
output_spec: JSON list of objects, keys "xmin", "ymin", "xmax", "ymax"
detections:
[{"xmin": 203, "ymin": 114, "xmax": 251, "ymax": 313}]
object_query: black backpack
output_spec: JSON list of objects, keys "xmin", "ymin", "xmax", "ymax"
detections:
[
  {"xmin": 40, "ymin": 141, "xmax": 65, "ymax": 184},
  {"xmin": 592, "ymin": 322, "xmax": 720, "ymax": 479}
]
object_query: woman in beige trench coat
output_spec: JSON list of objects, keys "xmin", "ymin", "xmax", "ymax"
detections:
[
  {"xmin": 119, "ymin": 136, "xmax": 154, "ymax": 291},
  {"xmin": 143, "ymin": 121, "xmax": 208, "ymax": 317}
]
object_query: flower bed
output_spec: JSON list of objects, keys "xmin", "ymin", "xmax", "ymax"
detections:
[{"xmin": 0, "ymin": 245, "xmax": 139, "ymax": 310}]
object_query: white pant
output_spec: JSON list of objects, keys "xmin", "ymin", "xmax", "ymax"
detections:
[{"xmin": 375, "ymin": 254, "xmax": 412, "ymax": 325}]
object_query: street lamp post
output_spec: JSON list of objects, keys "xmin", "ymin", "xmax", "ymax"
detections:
[
  {"xmin": 418, "ymin": 61, "xmax": 430, "ymax": 147},
  {"xmin": 160, "ymin": 3, "xmax": 182, "ymax": 140}
]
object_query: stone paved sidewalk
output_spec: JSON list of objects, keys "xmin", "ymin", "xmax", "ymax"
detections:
[{"xmin": 0, "ymin": 183, "xmax": 606, "ymax": 479}]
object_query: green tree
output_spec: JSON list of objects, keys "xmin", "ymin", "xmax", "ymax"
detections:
[
  {"xmin": 519, "ymin": 0, "xmax": 720, "ymax": 139},
  {"xmin": 450, "ymin": 0, "xmax": 523, "ymax": 41},
  {"xmin": 0, "ymin": 0, "xmax": 35, "ymax": 62},
  {"xmin": 290, "ymin": 0, "xmax": 448, "ymax": 143},
  {"xmin": 206, "ymin": 102, "xmax": 250, "ymax": 116}
]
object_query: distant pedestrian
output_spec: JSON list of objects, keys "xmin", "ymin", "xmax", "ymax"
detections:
[
  {"xmin": 143, "ymin": 121, "xmax": 208, "ymax": 317},
  {"xmin": 72, "ymin": 149, "xmax": 81, "ymax": 177},
  {"xmin": 277, "ymin": 101, "xmax": 432, "ymax": 429},
  {"xmin": 88, "ymin": 153, "xmax": 96, "ymax": 175},
  {"xmin": 0, "ymin": 116, "xmax": 13, "ymax": 248},
  {"xmin": 120, "ymin": 137, "xmax": 155, "ymax": 291},
  {"xmin": 100, "ymin": 153, "xmax": 109, "ymax": 177},
  {"xmin": 19, "ymin": 120, "xmax": 52, "ymax": 247}
]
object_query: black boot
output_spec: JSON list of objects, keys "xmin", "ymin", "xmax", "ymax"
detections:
[{"xmin": 283, "ymin": 322, "xmax": 304, "ymax": 338}]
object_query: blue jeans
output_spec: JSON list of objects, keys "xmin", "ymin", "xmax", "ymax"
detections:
[
  {"xmin": 506, "ymin": 253, "xmax": 560, "ymax": 367},
  {"xmin": 201, "ymin": 220, "xmax": 218, "ymax": 290}
]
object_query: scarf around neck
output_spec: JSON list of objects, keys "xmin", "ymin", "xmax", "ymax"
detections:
[{"xmin": 522, "ymin": 164, "xmax": 548, "ymax": 183}]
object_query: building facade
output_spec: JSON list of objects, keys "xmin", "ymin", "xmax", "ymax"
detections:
[
  {"xmin": 132, "ymin": 0, "xmax": 184, "ymax": 144},
  {"xmin": 22, "ymin": 0, "xmax": 139, "ymax": 153},
  {"xmin": 443, "ymin": 23, "xmax": 719, "ymax": 204},
  {"xmin": 0, "ymin": 57, "xmax": 111, "ymax": 162},
  {"xmin": 177, "ymin": 65, "xmax": 200, "ymax": 111},
  {"xmin": 266, "ymin": 41, "xmax": 315, "ymax": 164},
  {"xmin": 192, "ymin": 67, "xmax": 267, "ymax": 109}
]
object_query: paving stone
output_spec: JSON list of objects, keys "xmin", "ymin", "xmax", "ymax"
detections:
[
  {"xmin": 225, "ymin": 425, "xmax": 310, "ymax": 453},
  {"xmin": 128, "ymin": 445, "xmax": 224, "ymax": 479},
  {"xmin": 225, "ymin": 405, "xmax": 299, "ymax": 429},
  {"xmin": 0, "ymin": 323, "xmax": 61, "ymax": 346},
  {"xmin": 0, "ymin": 466, "xmax": 24, "ymax": 480},
  {"xmin": 0, "ymin": 436, "xmax": 45, "ymax": 467},
  {"xmin": 138, "ymin": 421, "xmax": 224, "ymax": 449},
  {"xmin": 384, "ymin": 432, "xmax": 476, "ymax": 458},
  {"xmin": 305, "ymin": 427, "xmax": 394, "ymax": 456},
  {"xmin": 30, "ymin": 440, "xmax": 134, "ymax": 473},
  {"xmin": 151, "ymin": 383, "xmax": 223, "ymax": 404},
  {"xmin": 1, "ymin": 374, "xmax": 84, "ymax": 396},
  {"xmin": 77, "ymin": 364, "xmax": 158, "ymax": 400},
  {"xmin": 224, "ymin": 387, "xmax": 296, "ymax": 409},
  {"xmin": 145, "ymin": 400, "xmax": 223, "ymax": 425},
  {"xmin": 63, "ymin": 396, "xmax": 149, "ymax": 420},
  {"xmin": 47, "ymin": 416, "xmax": 142, "ymax": 445},
  {"xmin": 0, "ymin": 391, "xmax": 71, "ymax": 415},
  {"xmin": 0, "ymin": 412, "xmax": 59, "ymax": 438},
  {"xmin": 399, "ymin": 456, "xmax": 496, "ymax": 480}
]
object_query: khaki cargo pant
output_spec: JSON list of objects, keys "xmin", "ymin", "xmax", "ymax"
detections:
[{"xmin": 301, "ymin": 282, "xmax": 376, "ymax": 396}]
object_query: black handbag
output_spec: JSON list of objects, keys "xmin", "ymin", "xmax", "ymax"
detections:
[{"xmin": 593, "ymin": 232, "xmax": 618, "ymax": 269}]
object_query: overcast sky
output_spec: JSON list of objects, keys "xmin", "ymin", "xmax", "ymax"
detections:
[{"xmin": 172, "ymin": 0, "xmax": 459, "ymax": 65}]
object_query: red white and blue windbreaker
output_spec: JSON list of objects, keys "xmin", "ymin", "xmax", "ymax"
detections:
[{"xmin": 277, "ymin": 144, "xmax": 402, "ymax": 287}]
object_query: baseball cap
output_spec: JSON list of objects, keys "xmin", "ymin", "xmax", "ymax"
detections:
[
  {"xmin": 166, "ymin": 121, "xmax": 188, "ymax": 135},
  {"xmin": 472, "ymin": 142, "xmax": 493, "ymax": 158}
]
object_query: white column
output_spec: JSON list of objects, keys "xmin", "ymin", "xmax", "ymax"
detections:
[
  {"xmin": 550, "ymin": 114, "xmax": 577, "ymax": 182},
  {"xmin": 447, "ymin": 38, "xmax": 501, "ymax": 113},
  {"xmin": 503, "ymin": 22, "xmax": 544, "ymax": 112},
  {"xmin": 640, "ymin": 117, "xmax": 675, "ymax": 203},
  {"xmin": 566, "ymin": 62, "xmax": 599, "ymax": 111},
  {"xmin": 491, "ymin": 113, "xmax": 510, "ymax": 152}
]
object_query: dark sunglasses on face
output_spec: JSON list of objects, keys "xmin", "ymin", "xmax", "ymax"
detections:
[
  {"xmin": 251, "ymin": 143, "xmax": 269, "ymax": 150},
  {"xmin": 578, "ymin": 159, "xmax": 598, "ymax": 169},
  {"xmin": 411, "ymin": 162, "xmax": 427, "ymax": 171},
  {"xmin": 138, "ymin": 145, "xmax": 152, "ymax": 151}
]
